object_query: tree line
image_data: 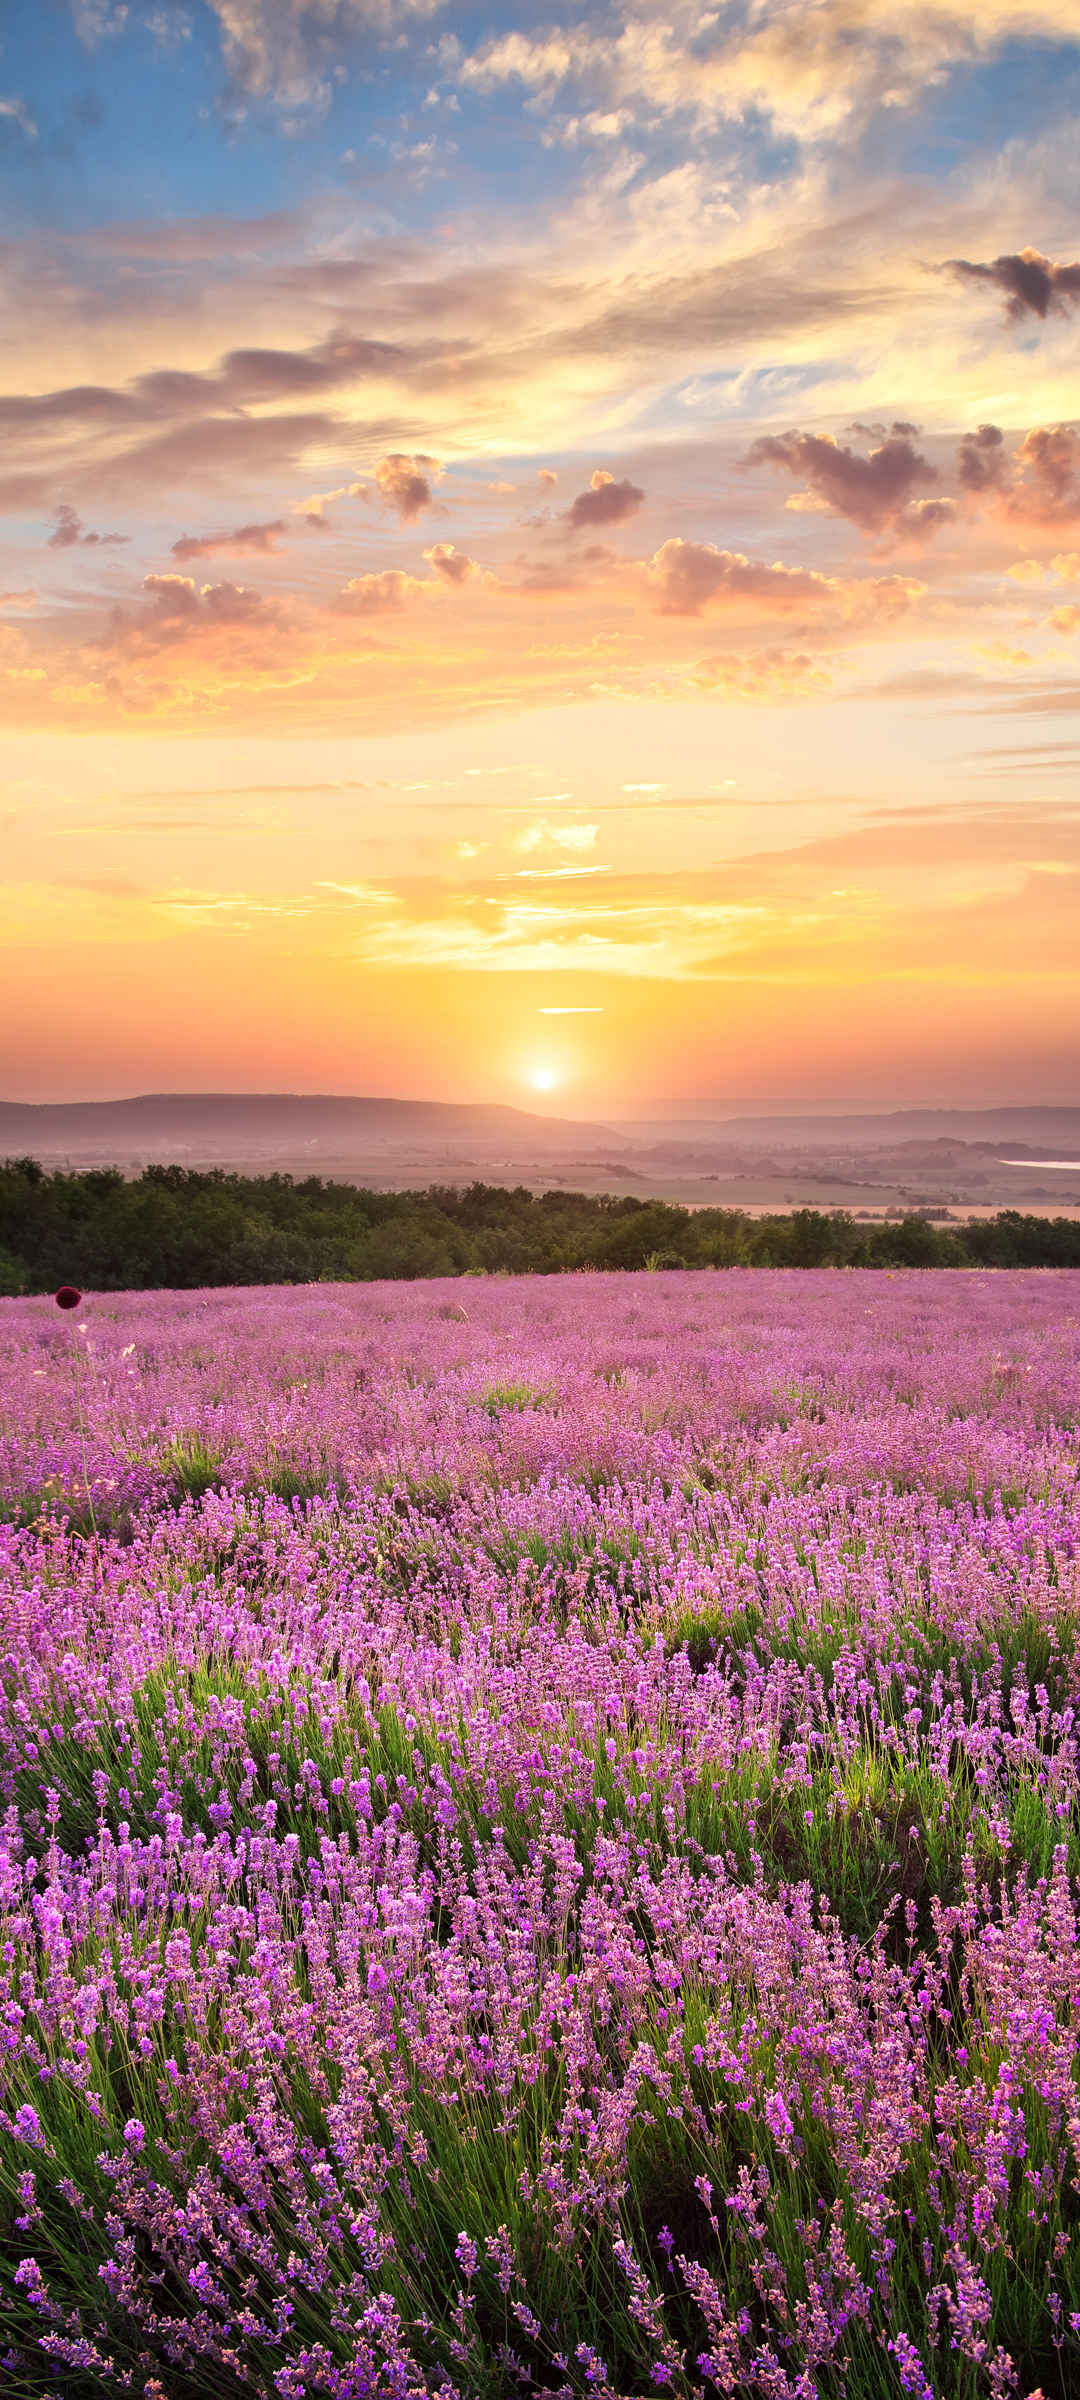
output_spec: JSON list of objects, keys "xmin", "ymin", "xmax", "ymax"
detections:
[{"xmin": 2, "ymin": 1157, "xmax": 1080, "ymax": 1291}]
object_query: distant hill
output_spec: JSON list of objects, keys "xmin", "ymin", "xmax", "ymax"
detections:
[
  {"xmin": 620, "ymin": 1107, "xmax": 1080, "ymax": 1152},
  {"xmin": 0, "ymin": 1091, "xmax": 620, "ymax": 1173}
]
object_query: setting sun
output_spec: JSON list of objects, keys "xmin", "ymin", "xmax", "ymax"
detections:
[{"xmin": 526, "ymin": 1064, "xmax": 561, "ymax": 1095}]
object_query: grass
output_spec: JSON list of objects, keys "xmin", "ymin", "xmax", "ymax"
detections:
[
  {"xmin": 162, "ymin": 1429, "xmax": 227, "ymax": 1500},
  {"xmin": 479, "ymin": 1379, "xmax": 552, "ymax": 1416}
]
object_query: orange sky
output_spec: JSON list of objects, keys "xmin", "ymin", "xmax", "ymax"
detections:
[{"xmin": 2, "ymin": 0, "xmax": 1080, "ymax": 1111}]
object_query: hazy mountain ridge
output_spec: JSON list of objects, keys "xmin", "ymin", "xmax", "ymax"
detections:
[
  {"xmin": 0, "ymin": 1092, "xmax": 619, "ymax": 1149},
  {"xmin": 2, "ymin": 1094, "xmax": 1078, "ymax": 1217},
  {"xmin": 618, "ymin": 1108, "xmax": 1080, "ymax": 1150}
]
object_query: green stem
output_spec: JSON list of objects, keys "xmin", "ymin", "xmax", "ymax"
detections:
[{"xmin": 68, "ymin": 1315, "xmax": 101, "ymax": 1564}]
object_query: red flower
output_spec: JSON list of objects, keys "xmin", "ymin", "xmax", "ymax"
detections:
[{"xmin": 55, "ymin": 1286, "xmax": 82, "ymax": 1311}]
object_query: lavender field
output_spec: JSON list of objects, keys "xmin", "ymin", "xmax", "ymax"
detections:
[{"xmin": 3, "ymin": 1272, "xmax": 1080, "ymax": 2400}]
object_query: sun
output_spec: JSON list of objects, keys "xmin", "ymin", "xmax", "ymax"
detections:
[{"xmin": 526, "ymin": 1063, "xmax": 561, "ymax": 1094}]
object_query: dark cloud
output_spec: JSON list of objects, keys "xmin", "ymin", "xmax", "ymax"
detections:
[
  {"xmin": 171, "ymin": 519, "xmax": 290, "ymax": 561},
  {"xmin": 0, "ymin": 385, "xmax": 139, "ymax": 431},
  {"xmin": 108, "ymin": 573, "xmax": 283, "ymax": 647},
  {"xmin": 847, "ymin": 419, "xmax": 920, "ymax": 439},
  {"xmin": 47, "ymin": 503, "xmax": 128, "ymax": 548},
  {"xmin": 745, "ymin": 426, "xmax": 946, "ymax": 538},
  {"xmin": 0, "ymin": 333, "xmax": 403, "ymax": 441},
  {"xmin": 901, "ymin": 497, "xmax": 956, "ymax": 538},
  {"xmin": 374, "ymin": 451, "xmax": 442, "ymax": 520},
  {"xmin": 566, "ymin": 470, "xmax": 644, "ymax": 531},
  {"xmin": 949, "ymin": 246, "xmax": 1080, "ymax": 321},
  {"xmin": 956, "ymin": 424, "xmax": 1006, "ymax": 492},
  {"xmin": 142, "ymin": 333, "xmax": 400, "ymax": 410}
]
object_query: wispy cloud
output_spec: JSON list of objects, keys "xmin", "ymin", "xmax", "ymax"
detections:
[{"xmin": 0, "ymin": 96, "xmax": 38, "ymax": 138}]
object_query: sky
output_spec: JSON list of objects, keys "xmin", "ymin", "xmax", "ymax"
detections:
[{"xmin": 2, "ymin": 1, "xmax": 1080, "ymax": 1114}]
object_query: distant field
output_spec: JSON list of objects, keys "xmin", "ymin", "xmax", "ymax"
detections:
[{"xmin": 3, "ymin": 1273, "xmax": 1080, "ymax": 2396}]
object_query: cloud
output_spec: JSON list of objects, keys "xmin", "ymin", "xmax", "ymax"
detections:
[
  {"xmin": 153, "ymin": 885, "xmax": 313, "ymax": 930},
  {"xmin": 514, "ymin": 820, "xmax": 598, "ymax": 854},
  {"xmin": 171, "ymin": 518, "xmax": 290, "ymax": 561},
  {"xmin": 0, "ymin": 406, "xmax": 348, "ymax": 519},
  {"xmin": 47, "ymin": 504, "xmax": 128, "ymax": 550},
  {"xmin": 332, "ymin": 546, "xmax": 490, "ymax": 610},
  {"xmin": 72, "ymin": 2, "xmax": 129, "ymax": 44},
  {"xmin": 56, "ymin": 571, "xmax": 300, "ymax": 722},
  {"xmin": 745, "ymin": 425, "xmax": 948, "ymax": 539},
  {"xmin": 90, "ymin": 411, "xmax": 340, "ymax": 504},
  {"xmin": 563, "ymin": 230, "xmax": 907, "ymax": 367},
  {"xmin": 566, "ymin": 469, "xmax": 645, "ymax": 531},
  {"xmin": 1008, "ymin": 423, "xmax": 1080, "ymax": 522},
  {"xmin": 949, "ymin": 246, "xmax": 1080, "ymax": 321},
  {"xmin": 905, "ymin": 498, "xmax": 958, "ymax": 537},
  {"xmin": 332, "ymin": 568, "xmax": 427, "ymax": 614},
  {"xmin": 472, "ymin": 3, "xmax": 1080, "ymax": 147},
  {"xmin": 422, "ymin": 540, "xmax": 491, "ymax": 585},
  {"xmin": 0, "ymin": 333, "xmax": 402, "ymax": 439},
  {"xmin": 0, "ymin": 387, "xmax": 138, "ymax": 437},
  {"xmin": 317, "ymin": 880, "xmax": 395, "ymax": 905},
  {"xmin": 136, "ymin": 333, "xmax": 402, "ymax": 411},
  {"xmin": 690, "ymin": 649, "xmax": 832, "ymax": 699},
  {"xmin": 203, "ymin": 0, "xmax": 446, "ymax": 117},
  {"xmin": 299, "ymin": 483, "xmax": 369, "ymax": 519},
  {"xmin": 0, "ymin": 95, "xmax": 37, "ymax": 138},
  {"xmin": 646, "ymin": 538, "xmax": 923, "ymax": 622},
  {"xmin": 347, "ymin": 877, "xmax": 767, "ymax": 979},
  {"xmin": 538, "ymin": 468, "xmax": 559, "ymax": 487},
  {"xmin": 374, "ymin": 451, "xmax": 444, "ymax": 520},
  {"xmin": 955, "ymin": 424, "xmax": 1007, "ymax": 493},
  {"xmin": 1007, "ymin": 552, "xmax": 1080, "ymax": 586},
  {"xmin": 649, "ymin": 540, "xmax": 826, "ymax": 617},
  {"xmin": 112, "ymin": 572, "xmax": 283, "ymax": 645}
]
